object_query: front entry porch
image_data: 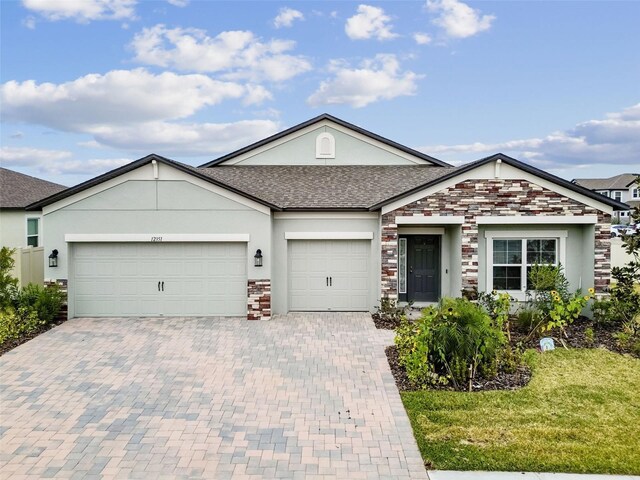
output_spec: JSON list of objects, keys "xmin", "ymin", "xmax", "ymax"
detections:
[{"xmin": 399, "ymin": 235, "xmax": 441, "ymax": 303}]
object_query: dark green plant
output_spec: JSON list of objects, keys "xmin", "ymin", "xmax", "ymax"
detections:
[
  {"xmin": 395, "ymin": 298, "xmax": 509, "ymax": 390},
  {"xmin": 477, "ymin": 290, "xmax": 513, "ymax": 341},
  {"xmin": 14, "ymin": 284, "xmax": 64, "ymax": 326},
  {"xmin": 0, "ymin": 247, "xmax": 18, "ymax": 309},
  {"xmin": 375, "ymin": 297, "xmax": 412, "ymax": 324},
  {"xmin": 0, "ymin": 306, "xmax": 41, "ymax": 343},
  {"xmin": 515, "ymin": 308, "xmax": 538, "ymax": 333}
]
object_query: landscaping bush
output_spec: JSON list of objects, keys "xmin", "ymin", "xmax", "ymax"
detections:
[
  {"xmin": 14, "ymin": 283, "xmax": 64, "ymax": 326},
  {"xmin": 0, "ymin": 307, "xmax": 41, "ymax": 344},
  {"xmin": 372, "ymin": 297, "xmax": 412, "ymax": 329},
  {"xmin": 0, "ymin": 247, "xmax": 18, "ymax": 309},
  {"xmin": 395, "ymin": 297, "xmax": 509, "ymax": 390}
]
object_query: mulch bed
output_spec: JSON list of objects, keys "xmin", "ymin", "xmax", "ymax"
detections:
[
  {"xmin": 0, "ymin": 316, "xmax": 68, "ymax": 357},
  {"xmin": 385, "ymin": 345, "xmax": 532, "ymax": 392},
  {"xmin": 371, "ymin": 312, "xmax": 402, "ymax": 330},
  {"xmin": 381, "ymin": 315, "xmax": 635, "ymax": 393}
]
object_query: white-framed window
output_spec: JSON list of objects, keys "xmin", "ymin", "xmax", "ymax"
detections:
[
  {"xmin": 398, "ymin": 238, "xmax": 407, "ymax": 294},
  {"xmin": 315, "ymin": 132, "xmax": 335, "ymax": 159},
  {"xmin": 26, "ymin": 217, "xmax": 39, "ymax": 247},
  {"xmin": 613, "ymin": 191, "xmax": 622, "ymax": 201},
  {"xmin": 486, "ymin": 230, "xmax": 567, "ymax": 298},
  {"xmin": 632, "ymin": 188, "xmax": 639, "ymax": 199}
]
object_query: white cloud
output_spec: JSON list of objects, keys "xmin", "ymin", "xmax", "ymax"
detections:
[
  {"xmin": 0, "ymin": 69, "xmax": 266, "ymax": 131},
  {"xmin": 130, "ymin": 25, "xmax": 311, "ymax": 82},
  {"xmin": 413, "ymin": 32, "xmax": 432, "ymax": 45},
  {"xmin": 274, "ymin": 7, "xmax": 304, "ymax": 28},
  {"xmin": 307, "ymin": 54, "xmax": 421, "ymax": 108},
  {"xmin": 1, "ymin": 146, "xmax": 132, "ymax": 175},
  {"xmin": 90, "ymin": 120, "xmax": 280, "ymax": 156},
  {"xmin": 345, "ymin": 4, "xmax": 398, "ymax": 41},
  {"xmin": 166, "ymin": 0, "xmax": 189, "ymax": 6},
  {"xmin": 426, "ymin": 0, "xmax": 495, "ymax": 39},
  {"xmin": 0, "ymin": 146, "xmax": 72, "ymax": 166},
  {"xmin": 419, "ymin": 103, "xmax": 640, "ymax": 168},
  {"xmin": 22, "ymin": 16, "xmax": 36, "ymax": 29},
  {"xmin": 21, "ymin": 0, "xmax": 136, "ymax": 23}
]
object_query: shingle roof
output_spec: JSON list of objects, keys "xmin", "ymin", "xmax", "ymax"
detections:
[
  {"xmin": 572, "ymin": 173, "xmax": 639, "ymax": 190},
  {"xmin": 0, "ymin": 168, "xmax": 66, "ymax": 209},
  {"xmin": 197, "ymin": 165, "xmax": 455, "ymax": 209}
]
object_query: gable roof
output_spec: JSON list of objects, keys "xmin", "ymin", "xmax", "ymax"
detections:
[
  {"xmin": 199, "ymin": 113, "xmax": 451, "ymax": 168},
  {"xmin": 197, "ymin": 165, "xmax": 454, "ymax": 210},
  {"xmin": 369, "ymin": 153, "xmax": 630, "ymax": 211},
  {"xmin": 572, "ymin": 173, "xmax": 639, "ymax": 190},
  {"xmin": 0, "ymin": 168, "xmax": 66, "ymax": 210},
  {"xmin": 26, "ymin": 154, "xmax": 281, "ymax": 211}
]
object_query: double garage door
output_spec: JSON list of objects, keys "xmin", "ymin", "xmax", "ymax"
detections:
[
  {"xmin": 72, "ymin": 242, "xmax": 246, "ymax": 317},
  {"xmin": 289, "ymin": 240, "xmax": 370, "ymax": 311}
]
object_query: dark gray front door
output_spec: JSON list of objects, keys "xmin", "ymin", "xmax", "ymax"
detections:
[{"xmin": 407, "ymin": 236, "xmax": 440, "ymax": 302}]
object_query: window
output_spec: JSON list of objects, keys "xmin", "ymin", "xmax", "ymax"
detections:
[
  {"xmin": 613, "ymin": 191, "xmax": 622, "ymax": 201},
  {"xmin": 490, "ymin": 237, "xmax": 558, "ymax": 292},
  {"xmin": 27, "ymin": 218, "xmax": 39, "ymax": 247},
  {"xmin": 398, "ymin": 238, "xmax": 407, "ymax": 294},
  {"xmin": 597, "ymin": 191, "xmax": 609, "ymax": 197},
  {"xmin": 633, "ymin": 188, "xmax": 639, "ymax": 199}
]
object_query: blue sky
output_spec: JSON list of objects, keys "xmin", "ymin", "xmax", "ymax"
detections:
[{"xmin": 1, "ymin": 0, "xmax": 639, "ymax": 187}]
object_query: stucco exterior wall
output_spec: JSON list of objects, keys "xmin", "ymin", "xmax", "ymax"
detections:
[
  {"xmin": 226, "ymin": 124, "xmax": 427, "ymax": 166},
  {"xmin": 382, "ymin": 179, "xmax": 611, "ymax": 299},
  {"xmin": 1, "ymin": 210, "xmax": 38, "ymax": 248},
  {"xmin": 272, "ymin": 213, "xmax": 381, "ymax": 314}
]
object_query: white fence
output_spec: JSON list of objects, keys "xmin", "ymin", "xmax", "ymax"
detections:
[{"xmin": 10, "ymin": 247, "xmax": 44, "ymax": 287}]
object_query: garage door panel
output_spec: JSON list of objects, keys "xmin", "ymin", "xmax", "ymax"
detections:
[
  {"xmin": 72, "ymin": 242, "xmax": 247, "ymax": 317},
  {"xmin": 289, "ymin": 240, "xmax": 370, "ymax": 312}
]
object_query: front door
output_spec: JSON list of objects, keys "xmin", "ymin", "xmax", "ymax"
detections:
[{"xmin": 407, "ymin": 236, "xmax": 440, "ymax": 302}]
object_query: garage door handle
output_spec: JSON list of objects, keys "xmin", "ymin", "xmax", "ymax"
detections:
[
  {"xmin": 329, "ymin": 276, "xmax": 332, "ymax": 286},
  {"xmin": 158, "ymin": 281, "xmax": 161, "ymax": 291},
  {"xmin": 161, "ymin": 281, "xmax": 164, "ymax": 292},
  {"xmin": 326, "ymin": 277, "xmax": 329, "ymax": 286}
]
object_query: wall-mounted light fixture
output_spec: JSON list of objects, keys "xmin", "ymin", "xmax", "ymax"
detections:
[
  {"xmin": 254, "ymin": 249, "xmax": 263, "ymax": 267},
  {"xmin": 49, "ymin": 249, "xmax": 59, "ymax": 268}
]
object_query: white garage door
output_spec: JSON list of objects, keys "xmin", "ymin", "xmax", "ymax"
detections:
[
  {"xmin": 72, "ymin": 242, "xmax": 246, "ymax": 317},
  {"xmin": 289, "ymin": 240, "xmax": 370, "ymax": 311}
]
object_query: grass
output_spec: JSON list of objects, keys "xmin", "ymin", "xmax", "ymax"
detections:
[{"xmin": 402, "ymin": 348, "xmax": 640, "ymax": 474}]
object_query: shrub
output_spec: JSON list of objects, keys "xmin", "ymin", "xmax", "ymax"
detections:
[
  {"xmin": 395, "ymin": 297, "xmax": 509, "ymax": 390},
  {"xmin": 515, "ymin": 308, "xmax": 538, "ymax": 333},
  {"xmin": 0, "ymin": 306, "xmax": 41, "ymax": 344},
  {"xmin": 541, "ymin": 290, "xmax": 593, "ymax": 334},
  {"xmin": 477, "ymin": 290, "xmax": 512, "ymax": 340},
  {"xmin": 14, "ymin": 284, "xmax": 64, "ymax": 326},
  {"xmin": 0, "ymin": 247, "xmax": 18, "ymax": 310}
]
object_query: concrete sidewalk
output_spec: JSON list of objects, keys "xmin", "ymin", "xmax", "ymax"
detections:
[{"xmin": 428, "ymin": 471, "xmax": 640, "ymax": 480}]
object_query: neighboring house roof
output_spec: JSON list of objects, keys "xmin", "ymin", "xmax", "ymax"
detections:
[
  {"xmin": 197, "ymin": 165, "xmax": 455, "ymax": 210},
  {"xmin": 0, "ymin": 167, "xmax": 66, "ymax": 210},
  {"xmin": 369, "ymin": 153, "xmax": 630, "ymax": 211},
  {"xmin": 199, "ymin": 113, "xmax": 451, "ymax": 168},
  {"xmin": 27, "ymin": 154, "xmax": 281, "ymax": 211},
  {"xmin": 572, "ymin": 173, "xmax": 639, "ymax": 190}
]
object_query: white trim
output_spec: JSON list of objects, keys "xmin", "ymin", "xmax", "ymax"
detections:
[
  {"xmin": 484, "ymin": 230, "xmax": 568, "ymax": 239},
  {"xmin": 395, "ymin": 215, "xmax": 465, "ymax": 225},
  {"xmin": 382, "ymin": 160, "xmax": 615, "ymax": 215},
  {"xmin": 223, "ymin": 120, "xmax": 433, "ymax": 166},
  {"xmin": 398, "ymin": 237, "xmax": 407, "ymax": 294},
  {"xmin": 65, "ymin": 234, "xmax": 250, "ymax": 243},
  {"xmin": 274, "ymin": 212, "xmax": 378, "ymax": 220},
  {"xmin": 43, "ymin": 162, "xmax": 271, "ymax": 216},
  {"xmin": 477, "ymin": 215, "xmax": 598, "ymax": 225},
  {"xmin": 284, "ymin": 231, "xmax": 374, "ymax": 240},
  {"xmin": 398, "ymin": 227, "xmax": 445, "ymax": 235}
]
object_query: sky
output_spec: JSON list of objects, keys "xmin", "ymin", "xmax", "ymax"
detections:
[{"xmin": 1, "ymin": 0, "xmax": 639, "ymax": 187}]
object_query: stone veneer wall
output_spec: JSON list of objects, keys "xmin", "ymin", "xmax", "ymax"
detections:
[
  {"xmin": 381, "ymin": 179, "xmax": 611, "ymax": 299},
  {"xmin": 247, "ymin": 279, "xmax": 271, "ymax": 320}
]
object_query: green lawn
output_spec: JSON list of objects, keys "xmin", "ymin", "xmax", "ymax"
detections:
[{"xmin": 402, "ymin": 348, "xmax": 640, "ymax": 474}]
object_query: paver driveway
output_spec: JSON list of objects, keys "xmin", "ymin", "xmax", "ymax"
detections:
[{"xmin": 0, "ymin": 313, "xmax": 427, "ymax": 479}]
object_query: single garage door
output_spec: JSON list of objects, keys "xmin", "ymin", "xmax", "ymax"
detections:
[
  {"xmin": 289, "ymin": 240, "xmax": 370, "ymax": 311},
  {"xmin": 72, "ymin": 242, "xmax": 246, "ymax": 317}
]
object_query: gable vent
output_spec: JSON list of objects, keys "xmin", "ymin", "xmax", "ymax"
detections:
[{"xmin": 315, "ymin": 132, "xmax": 335, "ymax": 159}]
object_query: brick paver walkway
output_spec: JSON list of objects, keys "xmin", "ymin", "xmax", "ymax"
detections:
[{"xmin": 0, "ymin": 313, "xmax": 427, "ymax": 479}]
